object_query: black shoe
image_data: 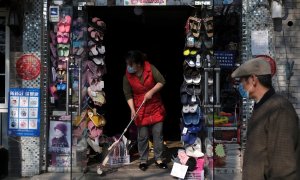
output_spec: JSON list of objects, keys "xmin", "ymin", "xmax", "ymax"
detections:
[
  {"xmin": 139, "ymin": 163, "xmax": 148, "ymax": 171},
  {"xmin": 155, "ymin": 162, "xmax": 168, "ymax": 169}
]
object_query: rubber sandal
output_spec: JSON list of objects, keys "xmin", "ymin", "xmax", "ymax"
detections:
[
  {"xmin": 202, "ymin": 36, "xmax": 213, "ymax": 49},
  {"xmin": 51, "ymin": 67, "xmax": 57, "ymax": 83},
  {"xmin": 50, "ymin": 56, "xmax": 57, "ymax": 67},
  {"xmin": 57, "ymin": 82, "xmax": 66, "ymax": 91},
  {"xmin": 185, "ymin": 58, "xmax": 195, "ymax": 67},
  {"xmin": 97, "ymin": 45, "xmax": 105, "ymax": 54},
  {"xmin": 72, "ymin": 79, "xmax": 79, "ymax": 90},
  {"xmin": 57, "ymin": 31, "xmax": 63, "ymax": 44},
  {"xmin": 76, "ymin": 47, "xmax": 84, "ymax": 56},
  {"xmin": 64, "ymin": 15, "xmax": 72, "ymax": 33},
  {"xmin": 192, "ymin": 74, "xmax": 201, "ymax": 85},
  {"xmin": 50, "ymin": 43, "xmax": 57, "ymax": 58},
  {"xmin": 189, "ymin": 104, "xmax": 198, "ymax": 113},
  {"xmin": 182, "ymin": 105, "xmax": 190, "ymax": 113},
  {"xmin": 49, "ymin": 83, "xmax": 58, "ymax": 99},
  {"xmin": 181, "ymin": 93, "xmax": 188, "ymax": 105},
  {"xmin": 62, "ymin": 32, "xmax": 70, "ymax": 44},
  {"xmin": 50, "ymin": 30, "xmax": 57, "ymax": 45},
  {"xmin": 186, "ymin": 33, "xmax": 195, "ymax": 48},
  {"xmin": 90, "ymin": 45, "xmax": 99, "ymax": 56},
  {"xmin": 203, "ymin": 17, "xmax": 213, "ymax": 38},
  {"xmin": 57, "ymin": 44, "xmax": 64, "ymax": 57},
  {"xmin": 58, "ymin": 60, "xmax": 67, "ymax": 70},
  {"xmin": 184, "ymin": 74, "xmax": 193, "ymax": 84},
  {"xmin": 91, "ymin": 17, "xmax": 106, "ymax": 31},
  {"xmin": 195, "ymin": 54, "xmax": 201, "ymax": 68},
  {"xmin": 63, "ymin": 44, "xmax": 70, "ymax": 57}
]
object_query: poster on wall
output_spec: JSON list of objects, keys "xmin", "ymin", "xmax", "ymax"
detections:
[
  {"xmin": 48, "ymin": 121, "xmax": 71, "ymax": 154},
  {"xmin": 8, "ymin": 88, "xmax": 40, "ymax": 136},
  {"xmin": 251, "ymin": 30, "xmax": 269, "ymax": 55}
]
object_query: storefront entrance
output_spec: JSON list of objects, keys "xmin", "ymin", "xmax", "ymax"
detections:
[{"xmin": 87, "ymin": 6, "xmax": 194, "ymax": 140}]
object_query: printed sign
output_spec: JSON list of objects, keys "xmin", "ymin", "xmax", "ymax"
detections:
[
  {"xmin": 48, "ymin": 120, "xmax": 71, "ymax": 154},
  {"xmin": 251, "ymin": 30, "xmax": 269, "ymax": 55},
  {"xmin": 124, "ymin": 0, "xmax": 166, "ymax": 6},
  {"xmin": 8, "ymin": 88, "xmax": 40, "ymax": 136}
]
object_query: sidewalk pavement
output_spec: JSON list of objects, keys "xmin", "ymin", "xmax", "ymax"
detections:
[{"xmin": 3, "ymin": 141, "xmax": 242, "ymax": 180}]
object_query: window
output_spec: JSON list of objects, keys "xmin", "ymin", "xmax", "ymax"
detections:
[{"xmin": 0, "ymin": 10, "xmax": 9, "ymax": 112}]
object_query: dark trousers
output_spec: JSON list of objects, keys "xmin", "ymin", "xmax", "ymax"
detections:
[{"xmin": 137, "ymin": 122, "xmax": 163, "ymax": 163}]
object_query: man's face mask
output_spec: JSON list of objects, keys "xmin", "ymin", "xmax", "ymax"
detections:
[
  {"xmin": 238, "ymin": 83, "xmax": 249, "ymax": 98},
  {"xmin": 127, "ymin": 65, "xmax": 137, "ymax": 74}
]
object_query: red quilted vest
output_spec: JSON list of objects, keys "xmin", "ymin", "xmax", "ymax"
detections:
[{"xmin": 126, "ymin": 61, "xmax": 165, "ymax": 126}]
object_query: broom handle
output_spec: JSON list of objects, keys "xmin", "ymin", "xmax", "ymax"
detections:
[
  {"xmin": 102, "ymin": 100, "xmax": 146, "ymax": 166},
  {"xmin": 115, "ymin": 100, "xmax": 145, "ymax": 143}
]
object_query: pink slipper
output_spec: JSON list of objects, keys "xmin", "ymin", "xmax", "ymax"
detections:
[{"xmin": 57, "ymin": 31, "xmax": 63, "ymax": 43}]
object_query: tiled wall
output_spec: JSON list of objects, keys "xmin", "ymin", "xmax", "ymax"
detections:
[{"xmin": 273, "ymin": 0, "xmax": 300, "ymax": 118}]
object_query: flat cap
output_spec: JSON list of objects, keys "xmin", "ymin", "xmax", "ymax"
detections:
[{"xmin": 231, "ymin": 57, "xmax": 271, "ymax": 78}]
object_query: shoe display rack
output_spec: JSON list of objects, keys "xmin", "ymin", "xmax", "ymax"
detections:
[
  {"xmin": 48, "ymin": 5, "xmax": 73, "ymax": 172},
  {"xmin": 47, "ymin": 3, "xmax": 108, "ymax": 174},
  {"xmin": 176, "ymin": 6, "xmax": 215, "ymax": 180}
]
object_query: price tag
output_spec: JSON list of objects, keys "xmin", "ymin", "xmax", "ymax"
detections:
[{"xmin": 182, "ymin": 127, "xmax": 188, "ymax": 135}]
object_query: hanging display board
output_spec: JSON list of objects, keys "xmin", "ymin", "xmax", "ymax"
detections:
[{"xmin": 8, "ymin": 88, "xmax": 40, "ymax": 136}]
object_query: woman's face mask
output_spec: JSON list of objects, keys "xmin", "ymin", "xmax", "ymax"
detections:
[{"xmin": 127, "ymin": 65, "xmax": 137, "ymax": 74}]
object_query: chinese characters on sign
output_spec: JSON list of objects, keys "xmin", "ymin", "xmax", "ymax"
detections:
[
  {"xmin": 8, "ymin": 88, "xmax": 40, "ymax": 136},
  {"xmin": 124, "ymin": 0, "xmax": 166, "ymax": 6}
]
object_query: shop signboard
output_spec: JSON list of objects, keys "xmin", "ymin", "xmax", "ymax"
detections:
[
  {"xmin": 8, "ymin": 88, "xmax": 40, "ymax": 136},
  {"xmin": 124, "ymin": 0, "xmax": 166, "ymax": 6}
]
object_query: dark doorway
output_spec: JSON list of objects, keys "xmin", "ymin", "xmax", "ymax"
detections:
[{"xmin": 87, "ymin": 6, "xmax": 194, "ymax": 140}]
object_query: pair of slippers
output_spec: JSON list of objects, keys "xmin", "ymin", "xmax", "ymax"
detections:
[
  {"xmin": 182, "ymin": 105, "xmax": 202, "ymax": 125},
  {"xmin": 56, "ymin": 82, "xmax": 67, "ymax": 91},
  {"xmin": 57, "ymin": 32, "xmax": 70, "ymax": 44},
  {"xmin": 185, "ymin": 54, "xmax": 202, "ymax": 68},
  {"xmin": 57, "ymin": 44, "xmax": 70, "ymax": 57},
  {"xmin": 185, "ymin": 16, "xmax": 213, "ymax": 38},
  {"xmin": 58, "ymin": 15, "xmax": 72, "ymax": 33},
  {"xmin": 88, "ymin": 41, "xmax": 106, "ymax": 66},
  {"xmin": 186, "ymin": 32, "xmax": 213, "ymax": 49},
  {"xmin": 180, "ymin": 81, "xmax": 202, "ymax": 96}
]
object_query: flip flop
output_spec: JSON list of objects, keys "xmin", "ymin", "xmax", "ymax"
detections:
[
  {"xmin": 63, "ymin": 44, "xmax": 70, "ymax": 57},
  {"xmin": 62, "ymin": 33, "xmax": 70, "ymax": 44},
  {"xmin": 195, "ymin": 54, "xmax": 202, "ymax": 68},
  {"xmin": 76, "ymin": 47, "xmax": 84, "ymax": 56},
  {"xmin": 91, "ymin": 17, "xmax": 106, "ymax": 31},
  {"xmin": 50, "ymin": 43, "xmax": 57, "ymax": 58},
  {"xmin": 57, "ymin": 59, "xmax": 67, "ymax": 70},
  {"xmin": 92, "ymin": 55, "xmax": 105, "ymax": 65},
  {"xmin": 90, "ymin": 45, "xmax": 99, "ymax": 56},
  {"xmin": 186, "ymin": 33, "xmax": 195, "ymax": 48},
  {"xmin": 57, "ymin": 44, "xmax": 64, "ymax": 57},
  {"xmin": 50, "ymin": 30, "xmax": 57, "ymax": 45},
  {"xmin": 203, "ymin": 17, "xmax": 213, "ymax": 38},
  {"xmin": 49, "ymin": 83, "xmax": 58, "ymax": 99},
  {"xmin": 97, "ymin": 45, "xmax": 105, "ymax": 54},
  {"xmin": 56, "ymin": 82, "xmax": 67, "ymax": 91}
]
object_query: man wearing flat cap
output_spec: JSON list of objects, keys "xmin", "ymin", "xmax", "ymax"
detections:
[{"xmin": 232, "ymin": 57, "xmax": 300, "ymax": 180}]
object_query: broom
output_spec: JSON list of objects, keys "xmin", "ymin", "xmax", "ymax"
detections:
[{"xmin": 102, "ymin": 100, "xmax": 145, "ymax": 166}]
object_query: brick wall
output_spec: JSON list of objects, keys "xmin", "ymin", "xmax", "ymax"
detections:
[{"xmin": 274, "ymin": 0, "xmax": 300, "ymax": 118}]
